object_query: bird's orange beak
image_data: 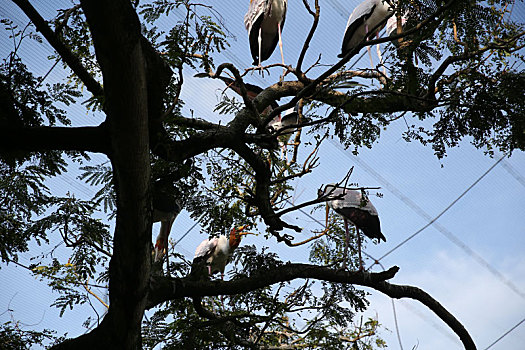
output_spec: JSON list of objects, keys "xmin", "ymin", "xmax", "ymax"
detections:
[
  {"xmin": 237, "ymin": 224, "xmax": 254, "ymax": 236},
  {"xmin": 239, "ymin": 231, "xmax": 254, "ymax": 236}
]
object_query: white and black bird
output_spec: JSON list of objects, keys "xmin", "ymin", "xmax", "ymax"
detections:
[
  {"xmin": 217, "ymin": 76, "xmax": 279, "ymax": 116},
  {"xmin": 191, "ymin": 225, "xmax": 252, "ymax": 280},
  {"xmin": 267, "ymin": 105, "xmax": 300, "ymax": 160},
  {"xmin": 216, "ymin": 76, "xmax": 305, "ymax": 158},
  {"xmin": 338, "ymin": 0, "xmax": 393, "ymax": 68},
  {"xmin": 152, "ymin": 186, "xmax": 182, "ymax": 262},
  {"xmin": 318, "ymin": 183, "xmax": 385, "ymax": 270},
  {"xmin": 244, "ymin": 0, "xmax": 288, "ymax": 67}
]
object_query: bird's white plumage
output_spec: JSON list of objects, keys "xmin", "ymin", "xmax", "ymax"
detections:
[
  {"xmin": 267, "ymin": 106, "xmax": 298, "ymax": 137},
  {"xmin": 340, "ymin": 0, "xmax": 393, "ymax": 56},
  {"xmin": 244, "ymin": 0, "xmax": 287, "ymax": 32},
  {"xmin": 320, "ymin": 184, "xmax": 378, "ymax": 216},
  {"xmin": 386, "ymin": 11, "xmax": 407, "ymax": 36},
  {"xmin": 193, "ymin": 235, "xmax": 231, "ymax": 275}
]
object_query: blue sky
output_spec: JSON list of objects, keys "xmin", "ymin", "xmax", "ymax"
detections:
[{"xmin": 1, "ymin": 0, "xmax": 524, "ymax": 349}]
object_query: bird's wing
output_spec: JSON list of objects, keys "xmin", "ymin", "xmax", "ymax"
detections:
[
  {"xmin": 281, "ymin": 107, "xmax": 299, "ymax": 125},
  {"xmin": 193, "ymin": 237, "xmax": 218, "ymax": 261},
  {"xmin": 336, "ymin": 190, "xmax": 378, "ymax": 216},
  {"xmin": 246, "ymin": 0, "xmax": 287, "ymax": 65},
  {"xmin": 339, "ymin": 2, "xmax": 377, "ymax": 57},
  {"xmin": 244, "ymin": 0, "xmax": 267, "ymax": 32},
  {"xmin": 218, "ymin": 76, "xmax": 264, "ymax": 99},
  {"xmin": 267, "ymin": 115, "xmax": 282, "ymax": 131},
  {"xmin": 248, "ymin": 11, "xmax": 266, "ymax": 64},
  {"xmin": 152, "ymin": 185, "xmax": 182, "ymax": 222}
]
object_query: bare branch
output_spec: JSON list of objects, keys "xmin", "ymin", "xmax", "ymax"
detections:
[
  {"xmin": 296, "ymin": 0, "xmax": 320, "ymax": 75},
  {"xmin": 12, "ymin": 0, "xmax": 104, "ymax": 97}
]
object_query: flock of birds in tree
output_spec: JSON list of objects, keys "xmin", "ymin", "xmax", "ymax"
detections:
[
  {"xmin": 244, "ymin": 0, "xmax": 403, "ymax": 67},
  {"xmin": 152, "ymin": 0, "xmax": 402, "ymax": 279}
]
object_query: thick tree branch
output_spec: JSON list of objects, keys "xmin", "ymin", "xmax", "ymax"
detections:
[
  {"xmin": 231, "ymin": 142, "xmax": 301, "ymax": 234},
  {"xmin": 53, "ymin": 0, "xmax": 154, "ymax": 349},
  {"xmin": 12, "ymin": 0, "xmax": 104, "ymax": 98},
  {"xmin": 0, "ymin": 125, "xmax": 109, "ymax": 154},
  {"xmin": 148, "ymin": 264, "xmax": 476, "ymax": 350},
  {"xmin": 148, "ymin": 265, "xmax": 399, "ymax": 305},
  {"xmin": 372, "ymin": 280, "xmax": 476, "ymax": 350}
]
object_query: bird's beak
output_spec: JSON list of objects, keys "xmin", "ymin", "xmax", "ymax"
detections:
[
  {"xmin": 238, "ymin": 231, "xmax": 254, "ymax": 236},
  {"xmin": 235, "ymin": 224, "xmax": 256, "ymax": 236}
]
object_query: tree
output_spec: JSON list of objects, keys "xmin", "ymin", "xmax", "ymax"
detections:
[{"xmin": 1, "ymin": 0, "xmax": 524, "ymax": 349}]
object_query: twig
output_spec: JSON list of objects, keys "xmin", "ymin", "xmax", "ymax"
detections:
[{"xmin": 296, "ymin": 0, "xmax": 320, "ymax": 74}]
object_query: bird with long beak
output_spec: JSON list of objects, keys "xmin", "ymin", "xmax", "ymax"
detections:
[
  {"xmin": 318, "ymin": 184, "xmax": 385, "ymax": 270},
  {"xmin": 191, "ymin": 225, "xmax": 254, "ymax": 280}
]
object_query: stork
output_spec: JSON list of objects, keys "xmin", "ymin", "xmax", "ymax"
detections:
[
  {"xmin": 338, "ymin": 0, "xmax": 393, "ymax": 69},
  {"xmin": 267, "ymin": 105, "xmax": 300, "ymax": 160},
  {"xmin": 191, "ymin": 225, "xmax": 252, "ymax": 280},
  {"xmin": 244, "ymin": 0, "xmax": 288, "ymax": 68},
  {"xmin": 152, "ymin": 185, "xmax": 182, "ymax": 262},
  {"xmin": 318, "ymin": 184, "xmax": 385, "ymax": 270},
  {"xmin": 216, "ymin": 76, "xmax": 304, "ymax": 159},
  {"xmin": 217, "ymin": 76, "xmax": 279, "ymax": 116}
]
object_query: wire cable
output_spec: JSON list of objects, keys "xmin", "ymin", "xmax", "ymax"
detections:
[
  {"xmin": 483, "ymin": 316, "xmax": 525, "ymax": 350},
  {"xmin": 172, "ymin": 216, "xmax": 203, "ymax": 249},
  {"xmin": 330, "ymin": 142, "xmax": 525, "ymax": 300},
  {"xmin": 500, "ymin": 158, "xmax": 525, "ymax": 188},
  {"xmin": 376, "ymin": 153, "xmax": 506, "ymax": 261}
]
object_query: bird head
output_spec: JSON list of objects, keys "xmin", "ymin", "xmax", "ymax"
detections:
[
  {"xmin": 229, "ymin": 224, "xmax": 253, "ymax": 249},
  {"xmin": 317, "ymin": 183, "xmax": 337, "ymax": 198}
]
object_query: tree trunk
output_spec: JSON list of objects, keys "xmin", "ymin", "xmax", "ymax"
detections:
[{"xmin": 53, "ymin": 0, "xmax": 152, "ymax": 348}]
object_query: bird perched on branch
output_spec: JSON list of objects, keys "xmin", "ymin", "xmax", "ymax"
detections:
[
  {"xmin": 152, "ymin": 184, "xmax": 182, "ymax": 263},
  {"xmin": 244, "ymin": 0, "xmax": 288, "ymax": 67},
  {"xmin": 216, "ymin": 76, "xmax": 279, "ymax": 114},
  {"xmin": 339, "ymin": 0, "xmax": 393, "ymax": 68},
  {"xmin": 214, "ymin": 75, "xmax": 304, "ymax": 158},
  {"xmin": 267, "ymin": 104, "xmax": 300, "ymax": 160},
  {"xmin": 191, "ymin": 225, "xmax": 253, "ymax": 280},
  {"xmin": 318, "ymin": 183, "xmax": 385, "ymax": 270}
]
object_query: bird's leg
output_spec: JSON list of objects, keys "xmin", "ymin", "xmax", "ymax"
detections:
[
  {"xmin": 364, "ymin": 23, "xmax": 374, "ymax": 69},
  {"xmin": 207, "ymin": 265, "xmax": 212, "ymax": 276},
  {"xmin": 258, "ymin": 27, "xmax": 264, "ymax": 77},
  {"xmin": 357, "ymin": 228, "xmax": 363, "ymax": 271},
  {"xmin": 220, "ymin": 272, "xmax": 225, "ymax": 303},
  {"xmin": 367, "ymin": 46, "xmax": 374, "ymax": 70},
  {"xmin": 280, "ymin": 143, "xmax": 286, "ymax": 161},
  {"xmin": 342, "ymin": 218, "xmax": 350, "ymax": 270},
  {"xmin": 278, "ymin": 22, "xmax": 286, "ymax": 81},
  {"xmin": 376, "ymin": 31, "xmax": 386, "ymax": 75},
  {"xmin": 164, "ymin": 235, "xmax": 170, "ymax": 277},
  {"xmin": 325, "ymin": 203, "xmax": 330, "ymax": 232}
]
